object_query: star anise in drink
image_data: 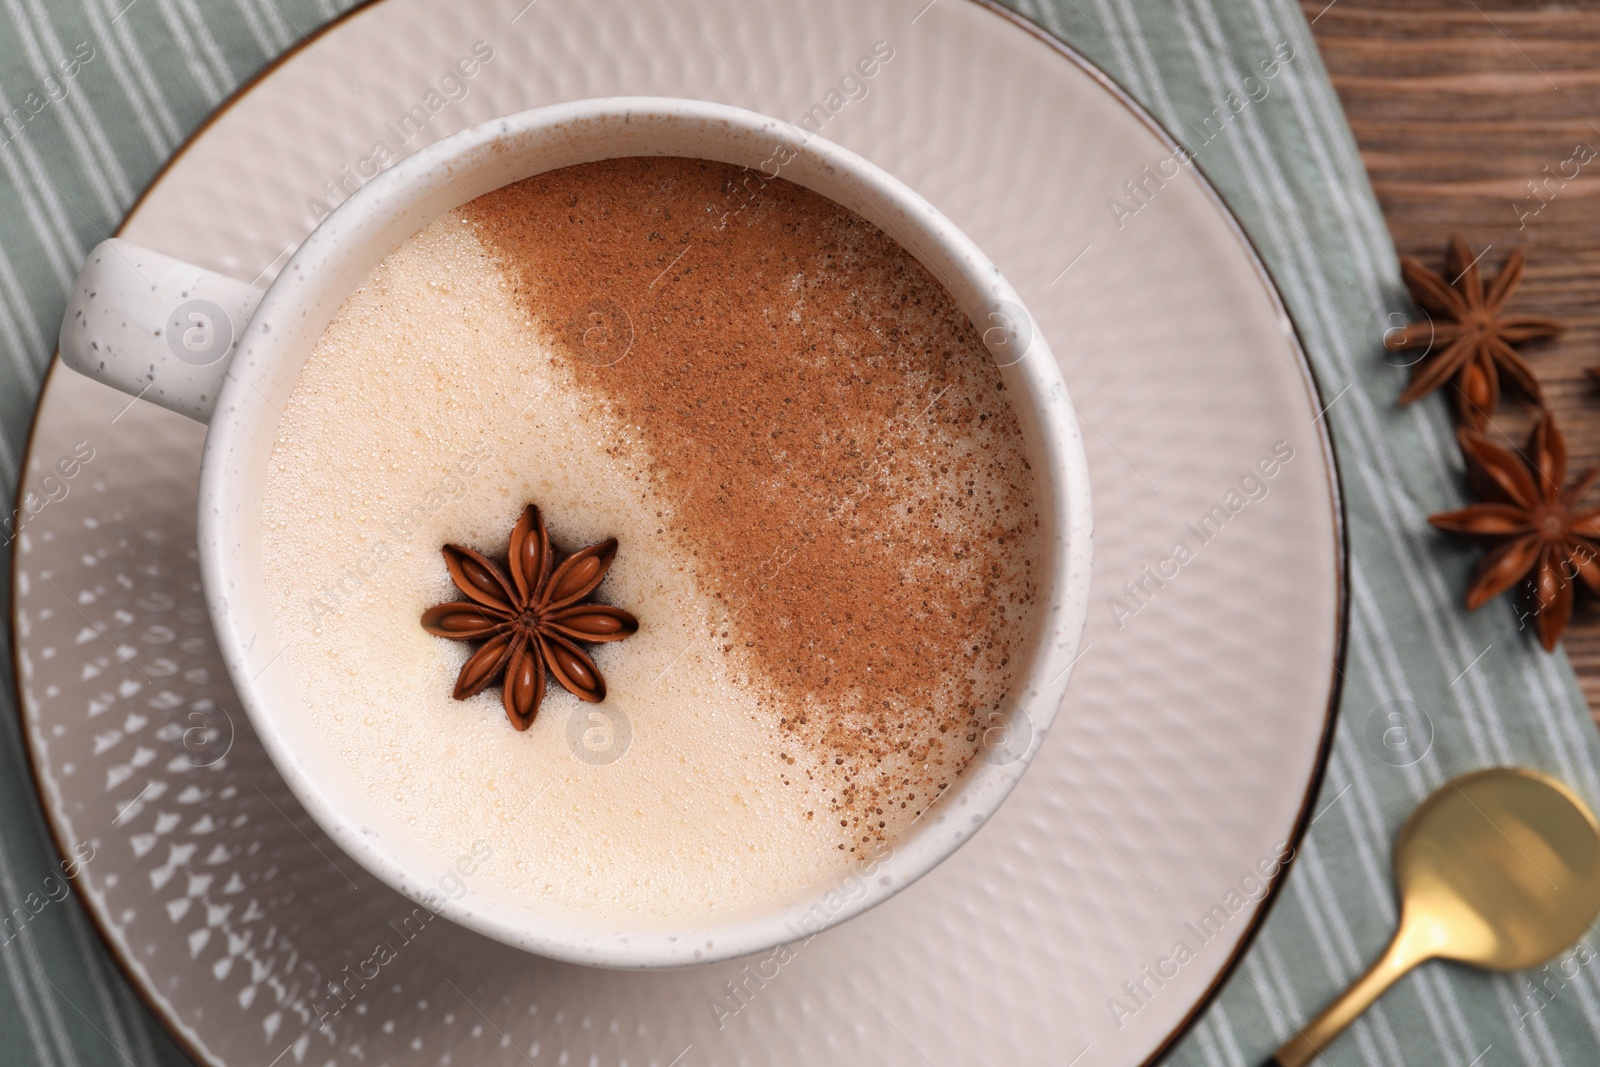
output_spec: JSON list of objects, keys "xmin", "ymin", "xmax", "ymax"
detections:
[
  {"xmin": 1429, "ymin": 415, "xmax": 1600, "ymax": 651},
  {"xmin": 1385, "ymin": 235, "xmax": 1563, "ymax": 429},
  {"xmin": 421, "ymin": 504, "xmax": 638, "ymax": 729}
]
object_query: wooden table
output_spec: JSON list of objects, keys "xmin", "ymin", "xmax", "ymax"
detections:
[{"xmin": 1307, "ymin": 1, "xmax": 1600, "ymax": 718}]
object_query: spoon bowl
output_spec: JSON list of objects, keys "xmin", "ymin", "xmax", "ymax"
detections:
[
  {"xmin": 1270, "ymin": 767, "xmax": 1600, "ymax": 1067},
  {"xmin": 1398, "ymin": 767, "xmax": 1600, "ymax": 970}
]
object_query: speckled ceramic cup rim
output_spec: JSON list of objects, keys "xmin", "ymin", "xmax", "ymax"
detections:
[{"xmin": 186, "ymin": 97, "xmax": 1094, "ymax": 968}]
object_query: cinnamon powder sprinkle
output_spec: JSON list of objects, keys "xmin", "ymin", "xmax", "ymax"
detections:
[{"xmin": 461, "ymin": 157, "xmax": 1041, "ymax": 852}]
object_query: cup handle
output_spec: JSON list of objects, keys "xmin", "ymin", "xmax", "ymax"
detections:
[{"xmin": 58, "ymin": 238, "xmax": 266, "ymax": 424}]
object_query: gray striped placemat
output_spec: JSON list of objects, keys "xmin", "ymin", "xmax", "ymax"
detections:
[{"xmin": 0, "ymin": 1, "xmax": 1597, "ymax": 1065}]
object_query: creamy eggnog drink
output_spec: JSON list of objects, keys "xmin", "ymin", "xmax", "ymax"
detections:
[{"xmin": 259, "ymin": 157, "xmax": 1042, "ymax": 925}]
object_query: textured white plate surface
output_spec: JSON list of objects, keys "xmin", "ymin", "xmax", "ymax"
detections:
[{"xmin": 14, "ymin": 1, "xmax": 1342, "ymax": 1064}]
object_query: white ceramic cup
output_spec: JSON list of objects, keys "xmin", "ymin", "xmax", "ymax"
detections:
[{"xmin": 57, "ymin": 97, "xmax": 1093, "ymax": 968}]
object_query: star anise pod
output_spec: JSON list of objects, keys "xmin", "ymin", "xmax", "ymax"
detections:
[
  {"xmin": 1429, "ymin": 414, "xmax": 1600, "ymax": 651},
  {"xmin": 421, "ymin": 504, "xmax": 638, "ymax": 729},
  {"xmin": 1385, "ymin": 235, "xmax": 1563, "ymax": 429}
]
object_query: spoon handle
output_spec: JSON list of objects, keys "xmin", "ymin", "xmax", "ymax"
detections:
[{"xmin": 1265, "ymin": 926, "xmax": 1429, "ymax": 1067}]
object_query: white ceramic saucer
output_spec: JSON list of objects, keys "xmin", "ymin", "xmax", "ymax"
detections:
[{"xmin": 13, "ymin": 0, "xmax": 1342, "ymax": 1064}]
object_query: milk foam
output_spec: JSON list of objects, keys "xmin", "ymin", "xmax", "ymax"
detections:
[{"xmin": 260, "ymin": 216, "xmax": 851, "ymax": 923}]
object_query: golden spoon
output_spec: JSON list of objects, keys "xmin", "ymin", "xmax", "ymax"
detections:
[{"xmin": 1268, "ymin": 767, "xmax": 1600, "ymax": 1067}]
